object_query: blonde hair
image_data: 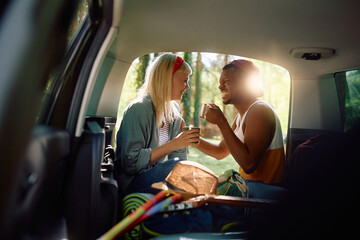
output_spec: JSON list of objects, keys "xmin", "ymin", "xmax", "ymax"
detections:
[{"xmin": 138, "ymin": 53, "xmax": 192, "ymax": 126}]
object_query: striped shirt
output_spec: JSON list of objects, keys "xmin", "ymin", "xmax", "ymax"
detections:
[{"xmin": 159, "ymin": 120, "xmax": 170, "ymax": 146}]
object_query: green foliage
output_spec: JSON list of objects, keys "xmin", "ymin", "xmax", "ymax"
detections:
[
  {"xmin": 188, "ymin": 140, "xmax": 238, "ymax": 176},
  {"xmin": 181, "ymin": 52, "xmax": 193, "ymax": 125},
  {"xmin": 251, "ymin": 58, "xmax": 291, "ymax": 133},
  {"xmin": 345, "ymin": 69, "xmax": 360, "ymax": 132},
  {"xmin": 136, "ymin": 54, "xmax": 150, "ymax": 89},
  {"xmin": 193, "ymin": 53, "xmax": 202, "ymax": 127},
  {"xmin": 117, "ymin": 59, "xmax": 138, "ymax": 123}
]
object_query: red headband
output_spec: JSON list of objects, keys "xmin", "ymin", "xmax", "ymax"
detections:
[{"xmin": 172, "ymin": 56, "xmax": 184, "ymax": 74}]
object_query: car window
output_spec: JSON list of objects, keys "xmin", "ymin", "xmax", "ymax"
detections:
[
  {"xmin": 335, "ymin": 69, "xmax": 360, "ymax": 132},
  {"xmin": 117, "ymin": 52, "xmax": 290, "ymax": 132},
  {"xmin": 37, "ymin": 0, "xmax": 89, "ymax": 123},
  {"xmin": 116, "ymin": 52, "xmax": 291, "ymax": 175}
]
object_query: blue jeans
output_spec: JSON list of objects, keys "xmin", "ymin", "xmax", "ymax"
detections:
[
  {"xmin": 126, "ymin": 158, "xmax": 184, "ymax": 195},
  {"xmin": 244, "ymin": 179, "xmax": 287, "ymax": 222},
  {"xmin": 245, "ymin": 179, "xmax": 287, "ymax": 201}
]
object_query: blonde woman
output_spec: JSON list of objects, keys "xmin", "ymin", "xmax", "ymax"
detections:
[{"xmin": 116, "ymin": 54, "xmax": 199, "ymax": 196}]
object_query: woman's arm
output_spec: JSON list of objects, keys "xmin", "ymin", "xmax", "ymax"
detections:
[
  {"xmin": 149, "ymin": 129, "xmax": 200, "ymax": 164},
  {"xmin": 116, "ymin": 106, "xmax": 153, "ymax": 175},
  {"xmin": 117, "ymin": 107, "xmax": 200, "ymax": 174}
]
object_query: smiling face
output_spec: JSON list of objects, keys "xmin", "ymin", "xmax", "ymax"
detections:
[
  {"xmin": 218, "ymin": 68, "xmax": 245, "ymax": 104},
  {"xmin": 171, "ymin": 71, "xmax": 190, "ymax": 100}
]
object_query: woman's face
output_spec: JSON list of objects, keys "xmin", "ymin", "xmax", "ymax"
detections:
[{"xmin": 171, "ymin": 71, "xmax": 190, "ymax": 100}]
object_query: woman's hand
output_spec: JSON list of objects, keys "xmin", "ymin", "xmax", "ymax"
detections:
[
  {"xmin": 204, "ymin": 103, "xmax": 227, "ymax": 126},
  {"xmin": 150, "ymin": 127, "xmax": 199, "ymax": 164},
  {"xmin": 170, "ymin": 129, "xmax": 200, "ymax": 149}
]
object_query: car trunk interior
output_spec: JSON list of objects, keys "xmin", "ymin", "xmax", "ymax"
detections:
[
  {"xmin": 1, "ymin": 0, "xmax": 360, "ymax": 239},
  {"xmin": 83, "ymin": 0, "xmax": 360, "ymax": 238}
]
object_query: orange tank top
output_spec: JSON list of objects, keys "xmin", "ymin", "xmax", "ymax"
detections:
[{"xmin": 234, "ymin": 100, "xmax": 285, "ymax": 184}]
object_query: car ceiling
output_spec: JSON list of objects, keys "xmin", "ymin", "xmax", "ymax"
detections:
[{"xmin": 108, "ymin": 0, "xmax": 360, "ymax": 79}]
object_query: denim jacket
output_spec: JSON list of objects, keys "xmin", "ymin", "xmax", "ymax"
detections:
[{"xmin": 115, "ymin": 93, "xmax": 187, "ymax": 195}]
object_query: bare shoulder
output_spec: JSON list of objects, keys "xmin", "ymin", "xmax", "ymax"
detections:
[{"xmin": 246, "ymin": 102, "xmax": 275, "ymax": 126}]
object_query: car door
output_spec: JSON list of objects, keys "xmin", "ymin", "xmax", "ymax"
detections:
[{"xmin": 0, "ymin": 0, "xmax": 116, "ymax": 239}]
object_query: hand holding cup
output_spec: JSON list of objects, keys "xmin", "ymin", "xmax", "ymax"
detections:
[
  {"xmin": 202, "ymin": 103, "xmax": 226, "ymax": 125},
  {"xmin": 182, "ymin": 125, "xmax": 201, "ymax": 144}
]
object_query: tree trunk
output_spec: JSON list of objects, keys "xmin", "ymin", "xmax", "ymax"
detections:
[
  {"xmin": 181, "ymin": 52, "xmax": 193, "ymax": 125},
  {"xmin": 136, "ymin": 54, "xmax": 150, "ymax": 89},
  {"xmin": 193, "ymin": 53, "xmax": 202, "ymax": 127}
]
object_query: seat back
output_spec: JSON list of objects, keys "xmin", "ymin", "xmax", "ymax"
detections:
[
  {"xmin": 11, "ymin": 126, "xmax": 70, "ymax": 239},
  {"xmin": 286, "ymin": 132, "xmax": 347, "ymax": 191},
  {"xmin": 66, "ymin": 118, "xmax": 118, "ymax": 239}
]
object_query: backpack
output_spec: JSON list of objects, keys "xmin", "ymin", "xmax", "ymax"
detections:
[{"xmin": 217, "ymin": 169, "xmax": 249, "ymax": 198}]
